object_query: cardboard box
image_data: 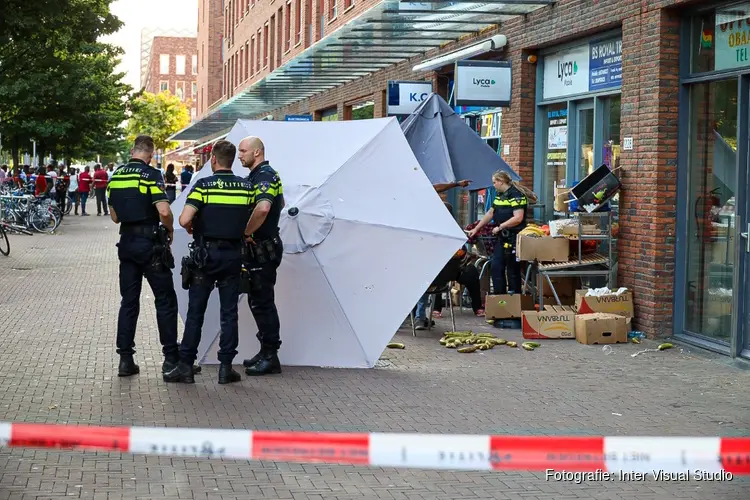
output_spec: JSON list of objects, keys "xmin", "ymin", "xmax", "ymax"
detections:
[
  {"xmin": 575, "ymin": 290, "xmax": 634, "ymax": 318},
  {"xmin": 516, "ymin": 235, "xmax": 570, "ymax": 263},
  {"xmin": 522, "ymin": 306, "xmax": 576, "ymax": 339},
  {"xmin": 541, "ymin": 277, "xmax": 578, "ymax": 297},
  {"xmin": 575, "ymin": 313, "xmax": 629, "ymax": 345},
  {"xmin": 554, "ymin": 186, "xmax": 571, "ymax": 212},
  {"xmin": 485, "ymin": 294, "xmax": 535, "ymax": 320},
  {"xmin": 559, "ymin": 224, "xmax": 600, "ymax": 236}
]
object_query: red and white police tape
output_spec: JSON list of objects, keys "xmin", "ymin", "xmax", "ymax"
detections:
[{"xmin": 1, "ymin": 422, "xmax": 748, "ymax": 476}]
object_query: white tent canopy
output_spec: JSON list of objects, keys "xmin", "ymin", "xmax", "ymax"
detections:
[{"xmin": 170, "ymin": 118, "xmax": 466, "ymax": 368}]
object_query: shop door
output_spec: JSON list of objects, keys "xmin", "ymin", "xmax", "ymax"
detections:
[{"xmin": 572, "ymin": 101, "xmax": 595, "ymax": 184}]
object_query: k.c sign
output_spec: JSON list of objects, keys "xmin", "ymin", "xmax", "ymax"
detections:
[
  {"xmin": 454, "ymin": 60, "xmax": 512, "ymax": 108},
  {"xmin": 386, "ymin": 81, "xmax": 433, "ymax": 115}
]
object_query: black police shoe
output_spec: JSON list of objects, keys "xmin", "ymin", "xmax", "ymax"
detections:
[
  {"xmin": 218, "ymin": 364, "xmax": 242, "ymax": 384},
  {"xmin": 244, "ymin": 351, "xmax": 281, "ymax": 376},
  {"xmin": 242, "ymin": 348, "xmax": 263, "ymax": 368},
  {"xmin": 162, "ymin": 359, "xmax": 202, "ymax": 374},
  {"xmin": 163, "ymin": 361, "xmax": 195, "ymax": 384},
  {"xmin": 118, "ymin": 355, "xmax": 140, "ymax": 377}
]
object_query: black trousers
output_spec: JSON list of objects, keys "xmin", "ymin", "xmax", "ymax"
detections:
[
  {"xmin": 434, "ymin": 265, "xmax": 483, "ymax": 313},
  {"xmin": 245, "ymin": 238, "xmax": 283, "ymax": 350},
  {"xmin": 166, "ymin": 187, "xmax": 176, "ymax": 203},
  {"xmin": 491, "ymin": 238, "xmax": 522, "ymax": 294},
  {"xmin": 95, "ymin": 188, "xmax": 108, "ymax": 214},
  {"xmin": 116, "ymin": 234, "xmax": 179, "ymax": 358},
  {"xmin": 181, "ymin": 244, "xmax": 242, "ymax": 365},
  {"xmin": 56, "ymin": 190, "xmax": 67, "ymax": 216}
]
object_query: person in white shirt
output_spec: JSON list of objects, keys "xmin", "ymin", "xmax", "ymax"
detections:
[
  {"xmin": 46, "ymin": 165, "xmax": 58, "ymax": 196},
  {"xmin": 68, "ymin": 168, "xmax": 80, "ymax": 215}
]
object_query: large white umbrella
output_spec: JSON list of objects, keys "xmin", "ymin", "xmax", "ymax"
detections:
[{"xmin": 170, "ymin": 118, "xmax": 466, "ymax": 368}]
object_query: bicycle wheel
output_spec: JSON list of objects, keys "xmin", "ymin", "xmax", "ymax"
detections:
[
  {"xmin": 30, "ymin": 210, "xmax": 57, "ymax": 234},
  {"xmin": 0, "ymin": 224, "xmax": 9, "ymax": 256},
  {"xmin": 65, "ymin": 196, "xmax": 73, "ymax": 215}
]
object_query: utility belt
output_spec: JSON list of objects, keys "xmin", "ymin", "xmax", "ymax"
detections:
[
  {"xmin": 120, "ymin": 224, "xmax": 174, "ymax": 270},
  {"xmin": 242, "ymin": 234, "xmax": 282, "ymax": 266},
  {"xmin": 180, "ymin": 236, "xmax": 243, "ymax": 290}
]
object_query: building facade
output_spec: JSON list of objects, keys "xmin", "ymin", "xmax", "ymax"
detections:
[
  {"xmin": 175, "ymin": 0, "xmax": 750, "ymax": 359},
  {"xmin": 197, "ymin": 0, "xmax": 225, "ymax": 118},
  {"xmin": 143, "ymin": 36, "xmax": 199, "ymax": 120}
]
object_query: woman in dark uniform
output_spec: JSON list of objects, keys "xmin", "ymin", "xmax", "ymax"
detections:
[{"xmin": 467, "ymin": 170, "xmax": 534, "ymax": 295}]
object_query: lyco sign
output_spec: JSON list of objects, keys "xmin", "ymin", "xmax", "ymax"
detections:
[
  {"xmin": 715, "ymin": 3, "xmax": 750, "ymax": 71},
  {"xmin": 454, "ymin": 60, "xmax": 511, "ymax": 107},
  {"xmin": 543, "ymin": 37, "xmax": 622, "ymax": 99},
  {"xmin": 473, "ymin": 78, "xmax": 495, "ymax": 88},
  {"xmin": 557, "ymin": 60, "xmax": 578, "ymax": 83},
  {"xmin": 543, "ymin": 44, "xmax": 589, "ymax": 99}
]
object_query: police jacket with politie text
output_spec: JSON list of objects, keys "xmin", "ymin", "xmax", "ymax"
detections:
[
  {"xmin": 107, "ymin": 159, "xmax": 168, "ymax": 225},
  {"xmin": 492, "ymin": 184, "xmax": 528, "ymax": 234},
  {"xmin": 186, "ymin": 170, "xmax": 253, "ymax": 240},
  {"xmin": 247, "ymin": 161, "xmax": 283, "ymax": 241}
]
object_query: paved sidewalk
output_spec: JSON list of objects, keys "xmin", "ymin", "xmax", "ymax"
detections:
[{"xmin": 0, "ymin": 216, "xmax": 749, "ymax": 500}]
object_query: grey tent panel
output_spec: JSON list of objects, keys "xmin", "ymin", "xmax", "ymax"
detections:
[{"xmin": 400, "ymin": 93, "xmax": 521, "ymax": 189}]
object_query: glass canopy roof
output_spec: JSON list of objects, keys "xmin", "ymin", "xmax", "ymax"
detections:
[{"xmin": 171, "ymin": 0, "xmax": 554, "ymax": 141}]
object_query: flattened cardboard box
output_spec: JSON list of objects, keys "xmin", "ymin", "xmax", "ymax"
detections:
[
  {"xmin": 516, "ymin": 235, "xmax": 570, "ymax": 263},
  {"xmin": 522, "ymin": 306, "xmax": 576, "ymax": 339},
  {"xmin": 485, "ymin": 294, "xmax": 535, "ymax": 320},
  {"xmin": 575, "ymin": 313, "xmax": 630, "ymax": 345},
  {"xmin": 575, "ymin": 290, "xmax": 634, "ymax": 318}
]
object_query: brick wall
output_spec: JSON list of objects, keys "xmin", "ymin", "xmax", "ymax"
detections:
[
  {"xmin": 228, "ymin": 0, "xmax": 717, "ymax": 337},
  {"xmin": 197, "ymin": 0, "xmax": 224, "ymax": 118},
  {"xmin": 144, "ymin": 36, "xmax": 199, "ymax": 117}
]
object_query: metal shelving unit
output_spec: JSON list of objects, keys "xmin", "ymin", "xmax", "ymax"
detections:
[{"xmin": 536, "ymin": 211, "xmax": 615, "ymax": 308}]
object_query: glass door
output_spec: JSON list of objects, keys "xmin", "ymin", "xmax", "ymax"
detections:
[{"xmin": 685, "ymin": 79, "xmax": 738, "ymax": 347}]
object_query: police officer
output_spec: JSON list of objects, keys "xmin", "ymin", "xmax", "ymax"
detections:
[
  {"xmin": 107, "ymin": 135, "xmax": 179, "ymax": 377},
  {"xmin": 163, "ymin": 140, "xmax": 252, "ymax": 385},
  {"xmin": 467, "ymin": 170, "xmax": 531, "ymax": 295},
  {"xmin": 237, "ymin": 136, "xmax": 284, "ymax": 376}
]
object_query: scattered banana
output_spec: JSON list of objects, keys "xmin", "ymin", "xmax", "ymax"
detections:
[
  {"xmin": 658, "ymin": 342, "xmax": 673, "ymax": 351},
  {"xmin": 521, "ymin": 342, "xmax": 536, "ymax": 351},
  {"xmin": 478, "ymin": 344, "xmax": 492, "ymax": 351},
  {"xmin": 492, "ymin": 338, "xmax": 507, "ymax": 345},
  {"xmin": 506, "ymin": 341, "xmax": 518, "ymax": 348},
  {"xmin": 524, "ymin": 342, "xmax": 541, "ymax": 348},
  {"xmin": 439, "ymin": 337, "xmax": 448, "ymax": 346},
  {"xmin": 631, "ymin": 338, "xmax": 641, "ymax": 344},
  {"xmin": 458, "ymin": 345, "xmax": 479, "ymax": 353},
  {"xmin": 477, "ymin": 333, "xmax": 496, "ymax": 338},
  {"xmin": 387, "ymin": 342, "xmax": 405, "ymax": 349}
]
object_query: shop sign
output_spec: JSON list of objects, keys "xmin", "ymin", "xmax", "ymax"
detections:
[
  {"xmin": 454, "ymin": 60, "xmax": 512, "ymax": 107},
  {"xmin": 479, "ymin": 112, "xmax": 502, "ymax": 139},
  {"xmin": 285, "ymin": 114, "xmax": 313, "ymax": 121},
  {"xmin": 589, "ymin": 38, "xmax": 622, "ymax": 91},
  {"xmin": 715, "ymin": 3, "xmax": 750, "ymax": 71},
  {"xmin": 386, "ymin": 80, "xmax": 432, "ymax": 115},
  {"xmin": 543, "ymin": 44, "xmax": 590, "ymax": 99}
]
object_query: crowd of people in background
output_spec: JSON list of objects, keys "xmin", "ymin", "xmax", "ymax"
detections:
[{"xmin": 0, "ymin": 162, "xmax": 196, "ymax": 214}]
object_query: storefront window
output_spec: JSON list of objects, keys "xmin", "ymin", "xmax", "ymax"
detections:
[
  {"xmin": 692, "ymin": 3, "xmax": 750, "ymax": 74},
  {"xmin": 603, "ymin": 96, "xmax": 621, "ymax": 170},
  {"xmin": 685, "ymin": 78, "xmax": 737, "ymax": 342},
  {"xmin": 578, "ymin": 107, "xmax": 595, "ymax": 181},
  {"xmin": 543, "ymin": 103, "xmax": 568, "ymax": 217}
]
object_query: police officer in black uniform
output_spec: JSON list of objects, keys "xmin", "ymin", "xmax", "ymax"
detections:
[
  {"xmin": 164, "ymin": 140, "xmax": 252, "ymax": 385},
  {"xmin": 237, "ymin": 136, "xmax": 284, "ymax": 376},
  {"xmin": 467, "ymin": 170, "xmax": 529, "ymax": 295},
  {"xmin": 107, "ymin": 135, "xmax": 179, "ymax": 377}
]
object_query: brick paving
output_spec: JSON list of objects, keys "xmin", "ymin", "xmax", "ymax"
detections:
[{"xmin": 0, "ymin": 215, "xmax": 749, "ymax": 499}]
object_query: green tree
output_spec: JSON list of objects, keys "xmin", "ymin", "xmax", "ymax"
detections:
[
  {"xmin": 0, "ymin": 0, "xmax": 126, "ymax": 171},
  {"xmin": 126, "ymin": 91, "xmax": 191, "ymax": 152}
]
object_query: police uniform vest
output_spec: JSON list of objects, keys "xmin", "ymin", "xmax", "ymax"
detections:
[
  {"xmin": 492, "ymin": 184, "xmax": 528, "ymax": 233},
  {"xmin": 186, "ymin": 170, "xmax": 253, "ymax": 240},
  {"xmin": 107, "ymin": 159, "xmax": 167, "ymax": 225},
  {"xmin": 247, "ymin": 161, "xmax": 283, "ymax": 241}
]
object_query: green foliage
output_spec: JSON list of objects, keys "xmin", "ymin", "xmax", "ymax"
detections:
[
  {"xmin": 126, "ymin": 91, "xmax": 191, "ymax": 152},
  {"xmin": 0, "ymin": 0, "xmax": 129, "ymax": 170}
]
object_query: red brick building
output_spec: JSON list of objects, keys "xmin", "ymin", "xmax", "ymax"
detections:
[
  {"xmin": 197, "ymin": 0, "xmax": 224, "ymax": 118},
  {"xmin": 174, "ymin": 0, "xmax": 750, "ymax": 359},
  {"xmin": 143, "ymin": 36, "xmax": 199, "ymax": 120}
]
